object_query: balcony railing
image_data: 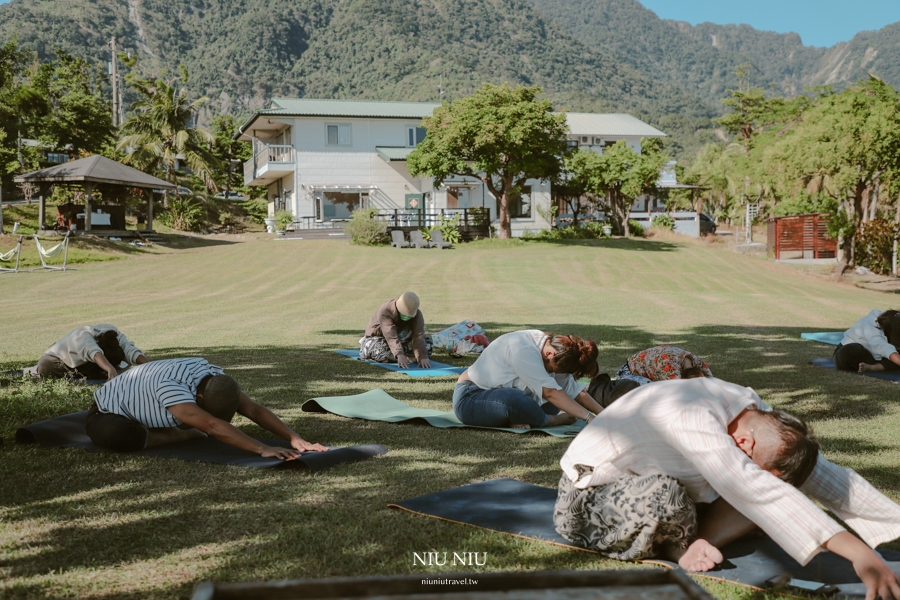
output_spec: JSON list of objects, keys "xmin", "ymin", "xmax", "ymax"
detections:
[{"xmin": 244, "ymin": 144, "xmax": 295, "ymax": 184}]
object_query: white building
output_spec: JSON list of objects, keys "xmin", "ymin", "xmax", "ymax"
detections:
[{"xmin": 236, "ymin": 98, "xmax": 667, "ymax": 236}]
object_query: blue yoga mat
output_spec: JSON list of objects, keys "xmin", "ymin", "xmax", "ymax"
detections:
[
  {"xmin": 810, "ymin": 357, "xmax": 900, "ymax": 382},
  {"xmin": 801, "ymin": 332, "xmax": 843, "ymax": 345},
  {"xmin": 334, "ymin": 349, "xmax": 466, "ymax": 378},
  {"xmin": 390, "ymin": 478, "xmax": 900, "ymax": 598}
]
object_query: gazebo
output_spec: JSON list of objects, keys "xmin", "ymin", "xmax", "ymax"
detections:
[{"xmin": 13, "ymin": 155, "xmax": 174, "ymax": 235}]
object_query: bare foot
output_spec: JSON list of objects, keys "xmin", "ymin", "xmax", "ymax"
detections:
[
  {"xmin": 859, "ymin": 362, "xmax": 885, "ymax": 373},
  {"xmin": 677, "ymin": 539, "xmax": 723, "ymax": 572},
  {"xmin": 546, "ymin": 413, "xmax": 577, "ymax": 427},
  {"xmin": 510, "ymin": 423, "xmax": 531, "ymax": 430}
]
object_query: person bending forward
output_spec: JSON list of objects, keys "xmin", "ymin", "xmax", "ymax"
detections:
[
  {"xmin": 38, "ymin": 324, "xmax": 148, "ymax": 381},
  {"xmin": 834, "ymin": 309, "xmax": 900, "ymax": 373},
  {"xmin": 555, "ymin": 377, "xmax": 900, "ymax": 600},
  {"xmin": 87, "ymin": 357, "xmax": 327, "ymax": 458},
  {"xmin": 360, "ymin": 291, "xmax": 433, "ymax": 369},
  {"xmin": 453, "ymin": 330, "xmax": 604, "ymax": 429},
  {"xmin": 615, "ymin": 345, "xmax": 711, "ymax": 386}
]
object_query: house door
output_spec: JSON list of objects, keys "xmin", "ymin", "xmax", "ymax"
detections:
[{"xmin": 447, "ymin": 187, "xmax": 470, "ymax": 209}]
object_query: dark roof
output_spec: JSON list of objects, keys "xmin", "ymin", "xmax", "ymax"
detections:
[{"xmin": 14, "ymin": 155, "xmax": 174, "ymax": 189}]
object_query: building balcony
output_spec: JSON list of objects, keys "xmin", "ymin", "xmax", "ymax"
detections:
[{"xmin": 243, "ymin": 144, "xmax": 296, "ymax": 186}]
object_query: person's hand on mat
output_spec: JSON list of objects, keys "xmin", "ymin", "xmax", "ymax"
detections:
[
  {"xmin": 855, "ymin": 550, "xmax": 900, "ymax": 600},
  {"xmin": 397, "ymin": 354, "xmax": 411, "ymax": 369},
  {"xmin": 260, "ymin": 445, "xmax": 302, "ymax": 460},
  {"xmin": 291, "ymin": 436, "xmax": 328, "ymax": 453},
  {"xmin": 418, "ymin": 358, "xmax": 432, "ymax": 369}
]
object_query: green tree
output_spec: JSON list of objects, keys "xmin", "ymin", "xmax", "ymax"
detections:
[
  {"xmin": 571, "ymin": 138, "xmax": 668, "ymax": 238},
  {"xmin": 551, "ymin": 148, "xmax": 599, "ymax": 228},
  {"xmin": 30, "ymin": 50, "xmax": 114, "ymax": 156},
  {"xmin": 407, "ymin": 83, "xmax": 568, "ymax": 239},
  {"xmin": 760, "ymin": 77, "xmax": 900, "ymax": 276},
  {"xmin": 211, "ymin": 114, "xmax": 251, "ymax": 198},
  {"xmin": 117, "ymin": 67, "xmax": 219, "ymax": 200}
]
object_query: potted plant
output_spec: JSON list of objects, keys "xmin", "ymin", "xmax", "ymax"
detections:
[{"xmin": 274, "ymin": 209, "xmax": 294, "ymax": 235}]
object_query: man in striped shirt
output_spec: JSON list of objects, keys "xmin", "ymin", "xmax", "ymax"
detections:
[
  {"xmin": 88, "ymin": 358, "xmax": 327, "ymax": 458},
  {"xmin": 555, "ymin": 377, "xmax": 900, "ymax": 600}
]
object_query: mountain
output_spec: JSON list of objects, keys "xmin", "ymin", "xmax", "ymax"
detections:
[{"xmin": 0, "ymin": 0, "xmax": 897, "ymax": 158}]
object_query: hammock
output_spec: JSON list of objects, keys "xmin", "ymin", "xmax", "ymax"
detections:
[
  {"xmin": 0, "ymin": 236, "xmax": 23, "ymax": 273},
  {"xmin": 32, "ymin": 232, "xmax": 74, "ymax": 271}
]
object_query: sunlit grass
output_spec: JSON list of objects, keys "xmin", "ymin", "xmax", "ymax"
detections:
[{"xmin": 1, "ymin": 234, "xmax": 899, "ymax": 599}]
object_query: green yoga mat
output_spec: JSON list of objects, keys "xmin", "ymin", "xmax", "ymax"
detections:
[{"xmin": 302, "ymin": 389, "xmax": 586, "ymax": 437}]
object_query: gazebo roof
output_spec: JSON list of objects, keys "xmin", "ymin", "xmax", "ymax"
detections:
[{"xmin": 14, "ymin": 155, "xmax": 174, "ymax": 189}]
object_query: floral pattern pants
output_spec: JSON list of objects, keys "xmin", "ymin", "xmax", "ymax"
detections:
[
  {"xmin": 359, "ymin": 330, "xmax": 433, "ymax": 363},
  {"xmin": 553, "ymin": 469, "xmax": 697, "ymax": 561}
]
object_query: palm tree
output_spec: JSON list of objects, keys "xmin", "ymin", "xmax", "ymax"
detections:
[{"xmin": 117, "ymin": 70, "xmax": 219, "ymax": 204}]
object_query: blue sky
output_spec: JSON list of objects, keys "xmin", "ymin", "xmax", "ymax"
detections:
[{"xmin": 638, "ymin": 0, "xmax": 900, "ymax": 47}]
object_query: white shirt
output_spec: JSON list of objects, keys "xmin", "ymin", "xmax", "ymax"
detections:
[
  {"xmin": 93, "ymin": 358, "xmax": 224, "ymax": 428},
  {"xmin": 841, "ymin": 309, "xmax": 897, "ymax": 360},
  {"xmin": 466, "ymin": 330, "xmax": 584, "ymax": 405},
  {"xmin": 44, "ymin": 324, "xmax": 144, "ymax": 368},
  {"xmin": 560, "ymin": 377, "xmax": 900, "ymax": 565}
]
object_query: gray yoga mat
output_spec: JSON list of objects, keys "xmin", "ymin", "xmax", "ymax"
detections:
[
  {"xmin": 801, "ymin": 332, "xmax": 843, "ymax": 345},
  {"xmin": 15, "ymin": 411, "xmax": 387, "ymax": 472},
  {"xmin": 334, "ymin": 349, "xmax": 466, "ymax": 378},
  {"xmin": 302, "ymin": 389, "xmax": 586, "ymax": 437},
  {"xmin": 390, "ymin": 478, "xmax": 900, "ymax": 598},
  {"xmin": 810, "ymin": 357, "xmax": 900, "ymax": 382}
]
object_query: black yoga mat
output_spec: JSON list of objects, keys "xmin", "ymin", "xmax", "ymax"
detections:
[
  {"xmin": 810, "ymin": 357, "xmax": 900, "ymax": 382},
  {"xmin": 390, "ymin": 478, "xmax": 900, "ymax": 598},
  {"xmin": 16, "ymin": 411, "xmax": 387, "ymax": 472}
]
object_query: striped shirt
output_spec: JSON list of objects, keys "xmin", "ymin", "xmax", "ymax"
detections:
[
  {"xmin": 560, "ymin": 377, "xmax": 900, "ymax": 565},
  {"xmin": 93, "ymin": 358, "xmax": 224, "ymax": 428}
]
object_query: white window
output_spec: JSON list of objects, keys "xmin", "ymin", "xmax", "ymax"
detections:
[
  {"xmin": 510, "ymin": 185, "xmax": 532, "ymax": 219},
  {"xmin": 407, "ymin": 126, "xmax": 426, "ymax": 147},
  {"xmin": 326, "ymin": 123, "xmax": 351, "ymax": 146}
]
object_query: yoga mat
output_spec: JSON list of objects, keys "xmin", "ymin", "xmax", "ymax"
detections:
[
  {"xmin": 801, "ymin": 332, "xmax": 843, "ymax": 345},
  {"xmin": 15, "ymin": 411, "xmax": 387, "ymax": 472},
  {"xmin": 302, "ymin": 389, "xmax": 585, "ymax": 437},
  {"xmin": 334, "ymin": 349, "xmax": 466, "ymax": 378},
  {"xmin": 390, "ymin": 478, "xmax": 900, "ymax": 598},
  {"xmin": 810, "ymin": 357, "xmax": 900, "ymax": 382}
]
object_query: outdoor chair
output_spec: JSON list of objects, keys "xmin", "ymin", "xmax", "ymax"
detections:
[
  {"xmin": 409, "ymin": 230, "xmax": 428, "ymax": 249},
  {"xmin": 0, "ymin": 235, "xmax": 23, "ymax": 273},
  {"xmin": 429, "ymin": 229, "xmax": 452, "ymax": 249},
  {"xmin": 31, "ymin": 231, "xmax": 75, "ymax": 271},
  {"xmin": 390, "ymin": 229, "xmax": 410, "ymax": 248}
]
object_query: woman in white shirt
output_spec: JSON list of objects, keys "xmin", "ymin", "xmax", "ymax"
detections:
[
  {"xmin": 834, "ymin": 309, "xmax": 900, "ymax": 373},
  {"xmin": 37, "ymin": 324, "xmax": 148, "ymax": 381},
  {"xmin": 452, "ymin": 330, "xmax": 605, "ymax": 429}
]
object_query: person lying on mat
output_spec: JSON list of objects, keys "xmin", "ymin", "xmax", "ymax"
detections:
[
  {"xmin": 835, "ymin": 309, "xmax": 900, "ymax": 373},
  {"xmin": 615, "ymin": 345, "xmax": 711, "ymax": 386},
  {"xmin": 87, "ymin": 357, "xmax": 327, "ymax": 458},
  {"xmin": 360, "ymin": 291, "xmax": 433, "ymax": 369},
  {"xmin": 555, "ymin": 377, "xmax": 900, "ymax": 600},
  {"xmin": 453, "ymin": 330, "xmax": 604, "ymax": 429},
  {"xmin": 38, "ymin": 324, "xmax": 148, "ymax": 381}
]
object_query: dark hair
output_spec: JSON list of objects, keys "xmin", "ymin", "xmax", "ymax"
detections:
[
  {"xmin": 198, "ymin": 374, "xmax": 241, "ymax": 422},
  {"xmin": 681, "ymin": 366, "xmax": 706, "ymax": 379},
  {"xmin": 758, "ymin": 409, "xmax": 820, "ymax": 487},
  {"xmin": 546, "ymin": 333, "xmax": 599, "ymax": 379},
  {"xmin": 94, "ymin": 329, "xmax": 126, "ymax": 366},
  {"xmin": 876, "ymin": 310, "xmax": 900, "ymax": 346}
]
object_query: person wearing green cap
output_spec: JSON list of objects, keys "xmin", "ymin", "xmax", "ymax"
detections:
[{"xmin": 360, "ymin": 291, "xmax": 433, "ymax": 368}]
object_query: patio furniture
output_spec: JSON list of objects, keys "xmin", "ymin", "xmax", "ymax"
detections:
[
  {"xmin": 390, "ymin": 229, "xmax": 410, "ymax": 248},
  {"xmin": 428, "ymin": 229, "xmax": 452, "ymax": 249},
  {"xmin": 408, "ymin": 230, "xmax": 428, "ymax": 249},
  {"xmin": 0, "ymin": 235, "xmax": 23, "ymax": 273},
  {"xmin": 32, "ymin": 231, "xmax": 75, "ymax": 271}
]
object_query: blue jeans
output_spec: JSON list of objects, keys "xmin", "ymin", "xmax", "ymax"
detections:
[{"xmin": 452, "ymin": 380, "xmax": 555, "ymax": 428}]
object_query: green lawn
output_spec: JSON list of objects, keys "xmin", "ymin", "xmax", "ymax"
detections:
[{"xmin": 1, "ymin": 235, "xmax": 898, "ymax": 599}]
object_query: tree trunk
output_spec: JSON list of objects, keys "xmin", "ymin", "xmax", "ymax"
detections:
[
  {"xmin": 617, "ymin": 190, "xmax": 629, "ymax": 239},
  {"xmin": 893, "ymin": 189, "xmax": 900, "ymax": 277},
  {"xmin": 833, "ymin": 183, "xmax": 866, "ymax": 278}
]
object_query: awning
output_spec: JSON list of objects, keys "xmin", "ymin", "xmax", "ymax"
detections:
[
  {"xmin": 376, "ymin": 147, "xmax": 415, "ymax": 161},
  {"xmin": 304, "ymin": 185, "xmax": 379, "ymax": 192}
]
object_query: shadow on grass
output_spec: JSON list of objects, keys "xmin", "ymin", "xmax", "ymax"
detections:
[
  {"xmin": 2, "ymin": 324, "xmax": 899, "ymax": 597},
  {"xmin": 523, "ymin": 237, "xmax": 680, "ymax": 251}
]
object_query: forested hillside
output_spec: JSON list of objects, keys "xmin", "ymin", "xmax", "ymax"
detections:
[{"xmin": 0, "ymin": 0, "xmax": 897, "ymax": 157}]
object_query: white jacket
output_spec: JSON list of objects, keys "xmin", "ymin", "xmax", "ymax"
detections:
[
  {"xmin": 44, "ymin": 324, "xmax": 144, "ymax": 368},
  {"xmin": 841, "ymin": 309, "xmax": 897, "ymax": 360}
]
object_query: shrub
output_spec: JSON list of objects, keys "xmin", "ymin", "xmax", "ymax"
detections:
[
  {"xmin": 433, "ymin": 213, "xmax": 462, "ymax": 244},
  {"xmin": 523, "ymin": 223, "xmax": 603, "ymax": 241},
  {"xmin": 628, "ymin": 219, "xmax": 645, "ymax": 237},
  {"xmin": 240, "ymin": 199, "xmax": 268, "ymax": 225},
  {"xmin": 158, "ymin": 197, "xmax": 205, "ymax": 232},
  {"xmin": 274, "ymin": 209, "xmax": 294, "ymax": 231},
  {"xmin": 345, "ymin": 208, "xmax": 388, "ymax": 245},
  {"xmin": 651, "ymin": 213, "xmax": 676, "ymax": 230},
  {"xmin": 855, "ymin": 219, "xmax": 895, "ymax": 275}
]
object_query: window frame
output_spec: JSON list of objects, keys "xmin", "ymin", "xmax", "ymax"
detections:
[{"xmin": 325, "ymin": 123, "xmax": 352, "ymax": 147}]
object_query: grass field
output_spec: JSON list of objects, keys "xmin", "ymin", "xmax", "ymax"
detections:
[{"xmin": 1, "ymin": 234, "xmax": 898, "ymax": 599}]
